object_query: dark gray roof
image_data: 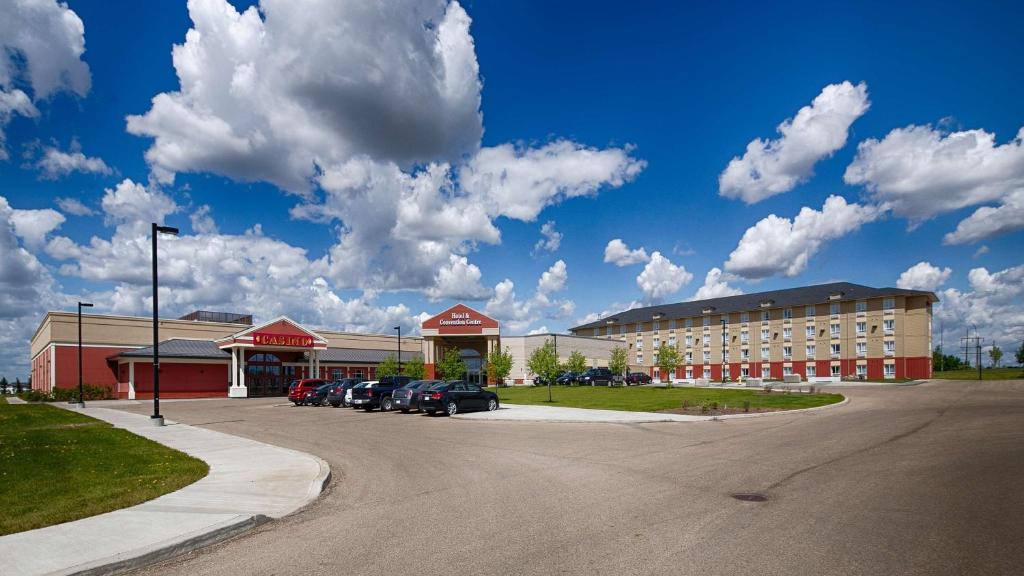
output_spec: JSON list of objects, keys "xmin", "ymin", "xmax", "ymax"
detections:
[
  {"xmin": 118, "ymin": 339, "xmax": 231, "ymax": 359},
  {"xmin": 571, "ymin": 282, "xmax": 938, "ymax": 332},
  {"xmin": 315, "ymin": 349, "xmax": 421, "ymax": 364}
]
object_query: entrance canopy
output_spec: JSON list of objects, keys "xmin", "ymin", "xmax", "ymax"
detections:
[
  {"xmin": 215, "ymin": 316, "xmax": 329, "ymax": 397},
  {"xmin": 421, "ymin": 304, "xmax": 499, "ymax": 383}
]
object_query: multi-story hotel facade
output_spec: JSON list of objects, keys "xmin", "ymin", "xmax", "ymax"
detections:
[{"xmin": 570, "ymin": 282, "xmax": 937, "ymax": 382}]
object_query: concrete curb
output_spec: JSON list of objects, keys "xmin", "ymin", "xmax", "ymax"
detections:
[
  {"xmin": 453, "ymin": 394, "xmax": 849, "ymax": 424},
  {"xmin": 0, "ymin": 404, "xmax": 330, "ymax": 576}
]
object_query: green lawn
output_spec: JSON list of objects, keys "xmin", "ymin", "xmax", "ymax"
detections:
[
  {"xmin": 490, "ymin": 385, "xmax": 843, "ymax": 412},
  {"xmin": 0, "ymin": 401, "xmax": 208, "ymax": 535},
  {"xmin": 932, "ymin": 368, "xmax": 1024, "ymax": 380}
]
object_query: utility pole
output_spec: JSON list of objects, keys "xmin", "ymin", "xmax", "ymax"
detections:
[{"xmin": 961, "ymin": 331, "xmax": 984, "ymax": 381}]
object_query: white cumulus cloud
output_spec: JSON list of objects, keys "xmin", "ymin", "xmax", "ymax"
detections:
[
  {"xmin": 936, "ymin": 265, "xmax": 1024, "ymax": 346},
  {"xmin": 896, "ymin": 262, "xmax": 952, "ymax": 292},
  {"xmin": 533, "ymin": 220, "xmax": 562, "ymax": 254},
  {"xmin": 636, "ymin": 251, "xmax": 692, "ymax": 302},
  {"xmin": 724, "ymin": 195, "xmax": 882, "ymax": 279},
  {"xmin": 943, "ymin": 189, "xmax": 1024, "ymax": 245},
  {"xmin": 603, "ymin": 238, "xmax": 649, "ymax": 266},
  {"xmin": 485, "ymin": 260, "xmax": 573, "ymax": 333},
  {"xmin": 690, "ymin": 267, "xmax": 743, "ymax": 301},
  {"xmin": 56, "ymin": 197, "xmax": 96, "ymax": 216},
  {"xmin": 36, "ymin": 144, "xmax": 112, "ymax": 179},
  {"xmin": 719, "ymin": 81, "xmax": 870, "ymax": 203}
]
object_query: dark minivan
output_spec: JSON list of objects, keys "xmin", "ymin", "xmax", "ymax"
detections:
[
  {"xmin": 579, "ymin": 368, "xmax": 615, "ymax": 386},
  {"xmin": 419, "ymin": 381, "xmax": 499, "ymax": 416}
]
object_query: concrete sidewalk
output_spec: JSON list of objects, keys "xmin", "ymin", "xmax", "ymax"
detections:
[
  {"xmin": 453, "ymin": 397, "xmax": 849, "ymax": 423},
  {"xmin": 0, "ymin": 405, "xmax": 330, "ymax": 576}
]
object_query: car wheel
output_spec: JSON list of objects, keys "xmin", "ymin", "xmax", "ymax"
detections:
[
  {"xmin": 425, "ymin": 410, "xmax": 435, "ymax": 415},
  {"xmin": 446, "ymin": 401, "xmax": 458, "ymax": 416},
  {"xmin": 487, "ymin": 398, "xmax": 498, "ymax": 411},
  {"xmin": 382, "ymin": 397, "xmax": 393, "ymax": 412},
  {"xmin": 401, "ymin": 409, "xmax": 410, "ymax": 414}
]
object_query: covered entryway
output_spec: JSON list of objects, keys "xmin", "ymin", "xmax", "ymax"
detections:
[
  {"xmin": 216, "ymin": 317, "xmax": 329, "ymax": 398},
  {"xmin": 421, "ymin": 304, "xmax": 500, "ymax": 384}
]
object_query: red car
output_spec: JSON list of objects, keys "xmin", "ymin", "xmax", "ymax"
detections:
[{"xmin": 287, "ymin": 379, "xmax": 327, "ymax": 405}]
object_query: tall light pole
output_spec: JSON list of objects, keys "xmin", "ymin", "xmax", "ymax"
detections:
[
  {"xmin": 151, "ymin": 222, "xmax": 179, "ymax": 426},
  {"xmin": 720, "ymin": 318, "xmax": 727, "ymax": 385},
  {"xmin": 76, "ymin": 301, "xmax": 93, "ymax": 408},
  {"xmin": 394, "ymin": 325, "xmax": 401, "ymax": 376}
]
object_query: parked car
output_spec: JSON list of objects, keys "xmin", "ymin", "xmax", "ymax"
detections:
[
  {"xmin": 346, "ymin": 380, "xmax": 375, "ymax": 407},
  {"xmin": 579, "ymin": 367, "xmax": 615, "ymax": 386},
  {"xmin": 326, "ymin": 378, "xmax": 365, "ymax": 407},
  {"xmin": 419, "ymin": 380, "xmax": 499, "ymax": 416},
  {"xmin": 555, "ymin": 371, "xmax": 580, "ymax": 385},
  {"xmin": 287, "ymin": 378, "xmax": 328, "ymax": 405},
  {"xmin": 350, "ymin": 375, "xmax": 413, "ymax": 411},
  {"xmin": 392, "ymin": 379, "xmax": 440, "ymax": 413},
  {"xmin": 304, "ymin": 382, "xmax": 334, "ymax": 406},
  {"xmin": 626, "ymin": 372, "xmax": 652, "ymax": 385}
]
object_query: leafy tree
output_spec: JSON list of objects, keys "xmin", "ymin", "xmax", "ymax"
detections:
[
  {"xmin": 1015, "ymin": 342, "xmax": 1024, "ymax": 367},
  {"xmin": 932, "ymin": 346, "xmax": 966, "ymax": 371},
  {"xmin": 608, "ymin": 346, "xmax": 629, "ymax": 384},
  {"xmin": 486, "ymin": 346, "xmax": 514, "ymax": 387},
  {"xmin": 15, "ymin": 378, "xmax": 23, "ymax": 393},
  {"xmin": 565, "ymin": 350, "xmax": 588, "ymax": 375},
  {"xmin": 403, "ymin": 356, "xmax": 425, "ymax": 380},
  {"xmin": 655, "ymin": 343, "xmax": 680, "ymax": 382},
  {"xmin": 527, "ymin": 340, "xmax": 561, "ymax": 387},
  {"xmin": 0, "ymin": 377, "xmax": 7, "ymax": 393},
  {"xmin": 989, "ymin": 345, "xmax": 1003, "ymax": 368},
  {"xmin": 377, "ymin": 355, "xmax": 399, "ymax": 378},
  {"xmin": 436, "ymin": 348, "xmax": 466, "ymax": 381}
]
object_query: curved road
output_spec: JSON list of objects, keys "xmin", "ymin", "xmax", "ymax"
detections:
[{"xmin": 115, "ymin": 380, "xmax": 1024, "ymax": 576}]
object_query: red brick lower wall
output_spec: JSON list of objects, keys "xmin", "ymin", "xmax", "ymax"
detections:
[
  {"xmin": 129, "ymin": 362, "xmax": 229, "ymax": 398},
  {"xmin": 54, "ymin": 346, "xmax": 131, "ymax": 390}
]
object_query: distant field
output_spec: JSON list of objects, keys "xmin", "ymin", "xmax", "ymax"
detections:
[
  {"xmin": 0, "ymin": 401, "xmax": 208, "ymax": 535},
  {"xmin": 932, "ymin": 368, "xmax": 1024, "ymax": 380},
  {"xmin": 490, "ymin": 385, "xmax": 843, "ymax": 412}
]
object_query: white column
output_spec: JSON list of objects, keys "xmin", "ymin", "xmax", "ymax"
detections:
[
  {"xmin": 231, "ymin": 348, "xmax": 237, "ymax": 387},
  {"xmin": 128, "ymin": 361, "xmax": 136, "ymax": 400},
  {"xmin": 308, "ymin": 351, "xmax": 313, "ymax": 378},
  {"xmin": 239, "ymin": 350, "xmax": 246, "ymax": 387}
]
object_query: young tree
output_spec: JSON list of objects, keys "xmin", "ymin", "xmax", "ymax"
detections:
[
  {"xmin": 486, "ymin": 346, "xmax": 514, "ymax": 387},
  {"xmin": 0, "ymin": 376, "xmax": 7, "ymax": 393},
  {"xmin": 1015, "ymin": 342, "xmax": 1024, "ymax": 367},
  {"xmin": 403, "ymin": 356, "xmax": 425, "ymax": 380},
  {"xmin": 436, "ymin": 348, "xmax": 466, "ymax": 381},
  {"xmin": 565, "ymin": 350, "xmax": 588, "ymax": 376},
  {"xmin": 608, "ymin": 346, "xmax": 629, "ymax": 385},
  {"xmin": 377, "ymin": 355, "xmax": 399, "ymax": 378},
  {"xmin": 527, "ymin": 340, "xmax": 561, "ymax": 401},
  {"xmin": 656, "ymin": 343, "xmax": 680, "ymax": 383},
  {"xmin": 989, "ymin": 345, "xmax": 1003, "ymax": 368},
  {"xmin": 15, "ymin": 378, "xmax": 23, "ymax": 393}
]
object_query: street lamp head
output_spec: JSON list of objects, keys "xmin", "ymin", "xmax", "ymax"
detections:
[
  {"xmin": 79, "ymin": 302, "xmax": 94, "ymax": 308},
  {"xmin": 155, "ymin": 225, "xmax": 179, "ymax": 236}
]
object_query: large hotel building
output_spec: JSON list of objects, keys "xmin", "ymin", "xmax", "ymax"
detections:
[{"xmin": 570, "ymin": 282, "xmax": 937, "ymax": 381}]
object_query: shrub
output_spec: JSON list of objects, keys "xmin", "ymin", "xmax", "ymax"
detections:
[
  {"xmin": 711, "ymin": 401, "xmax": 719, "ymax": 411},
  {"xmin": 18, "ymin": 390, "xmax": 52, "ymax": 402},
  {"xmin": 743, "ymin": 401, "xmax": 750, "ymax": 413}
]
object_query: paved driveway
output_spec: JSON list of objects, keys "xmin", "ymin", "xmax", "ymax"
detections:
[{"xmin": 114, "ymin": 380, "xmax": 1024, "ymax": 576}]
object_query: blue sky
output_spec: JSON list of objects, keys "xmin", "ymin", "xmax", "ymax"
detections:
[{"xmin": 1, "ymin": 0, "xmax": 1022, "ymax": 378}]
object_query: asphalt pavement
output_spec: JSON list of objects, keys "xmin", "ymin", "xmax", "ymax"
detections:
[{"xmin": 112, "ymin": 379, "xmax": 1024, "ymax": 576}]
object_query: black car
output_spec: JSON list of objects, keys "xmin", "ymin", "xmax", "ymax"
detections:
[
  {"xmin": 419, "ymin": 381, "xmax": 499, "ymax": 416},
  {"xmin": 555, "ymin": 371, "xmax": 580, "ymax": 385},
  {"xmin": 392, "ymin": 380, "xmax": 439, "ymax": 413},
  {"xmin": 326, "ymin": 378, "xmax": 365, "ymax": 407},
  {"xmin": 579, "ymin": 367, "xmax": 615, "ymax": 386},
  {"xmin": 350, "ymin": 375, "xmax": 413, "ymax": 411},
  {"xmin": 626, "ymin": 372, "xmax": 652, "ymax": 385},
  {"xmin": 304, "ymin": 383, "xmax": 334, "ymax": 406}
]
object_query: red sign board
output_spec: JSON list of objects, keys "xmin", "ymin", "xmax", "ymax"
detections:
[{"xmin": 252, "ymin": 332, "xmax": 314, "ymax": 348}]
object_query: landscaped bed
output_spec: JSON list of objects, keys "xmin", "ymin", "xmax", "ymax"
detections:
[
  {"xmin": 931, "ymin": 368, "xmax": 1024, "ymax": 380},
  {"xmin": 490, "ymin": 385, "xmax": 843, "ymax": 413},
  {"xmin": 0, "ymin": 399, "xmax": 208, "ymax": 536}
]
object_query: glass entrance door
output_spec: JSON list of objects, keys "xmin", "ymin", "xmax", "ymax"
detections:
[{"xmin": 246, "ymin": 353, "xmax": 288, "ymax": 397}]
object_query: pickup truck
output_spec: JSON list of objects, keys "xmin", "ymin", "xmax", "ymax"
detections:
[{"xmin": 349, "ymin": 375, "xmax": 413, "ymax": 411}]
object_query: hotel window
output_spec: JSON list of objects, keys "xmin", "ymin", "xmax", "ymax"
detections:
[
  {"xmin": 741, "ymin": 312, "xmax": 749, "ymax": 323},
  {"xmin": 883, "ymin": 297, "xmax": 895, "ymax": 310},
  {"xmin": 761, "ymin": 310, "xmax": 770, "ymax": 321},
  {"xmin": 856, "ymin": 321, "xmax": 866, "ymax": 335},
  {"xmin": 806, "ymin": 345, "xmax": 816, "ymax": 358},
  {"xmin": 723, "ymin": 365, "xmax": 730, "ymax": 378},
  {"xmin": 884, "ymin": 319, "xmax": 895, "ymax": 333},
  {"xmin": 685, "ymin": 352, "xmax": 693, "ymax": 364},
  {"xmin": 783, "ymin": 346, "xmax": 792, "ymax": 359},
  {"xmin": 806, "ymin": 326, "xmax": 815, "ymax": 339},
  {"xmin": 637, "ymin": 340, "xmax": 643, "ymax": 350},
  {"xmin": 686, "ymin": 367, "xmax": 693, "ymax": 379},
  {"xmin": 761, "ymin": 328, "xmax": 770, "ymax": 341},
  {"xmin": 703, "ymin": 351, "xmax": 711, "ymax": 363},
  {"xmin": 830, "ymin": 323, "xmax": 841, "ymax": 337},
  {"xmin": 741, "ymin": 367, "xmax": 749, "ymax": 377},
  {"xmin": 594, "ymin": 328, "xmax": 600, "ymax": 337},
  {"xmin": 831, "ymin": 365, "xmax": 841, "ymax": 377},
  {"xmin": 685, "ymin": 335, "xmax": 693, "ymax": 347},
  {"xmin": 884, "ymin": 364, "xmax": 895, "ymax": 378},
  {"xmin": 806, "ymin": 305, "xmax": 816, "ymax": 317},
  {"xmin": 636, "ymin": 353, "xmax": 643, "ymax": 364},
  {"xmin": 741, "ymin": 349, "xmax": 750, "ymax": 360},
  {"xmin": 653, "ymin": 336, "xmax": 660, "ymax": 348},
  {"xmin": 685, "ymin": 318, "xmax": 693, "ymax": 328},
  {"xmin": 652, "ymin": 320, "xmax": 660, "ymax": 332},
  {"xmin": 830, "ymin": 343, "xmax": 841, "ymax": 357},
  {"xmin": 807, "ymin": 365, "xmax": 816, "ymax": 377},
  {"xmin": 856, "ymin": 342, "xmax": 867, "ymax": 357},
  {"xmin": 703, "ymin": 368, "xmax": 712, "ymax": 379},
  {"xmin": 884, "ymin": 340, "xmax": 896, "ymax": 355},
  {"xmin": 668, "ymin": 319, "xmax": 676, "ymax": 330},
  {"xmin": 783, "ymin": 366, "xmax": 793, "ymax": 376},
  {"xmin": 723, "ymin": 351, "xmax": 730, "ymax": 362},
  {"xmin": 703, "ymin": 316, "xmax": 710, "ymax": 327},
  {"xmin": 761, "ymin": 346, "xmax": 770, "ymax": 360},
  {"xmin": 668, "ymin": 334, "xmax": 676, "ymax": 347},
  {"xmin": 856, "ymin": 364, "xmax": 867, "ymax": 377},
  {"xmin": 762, "ymin": 366, "xmax": 771, "ymax": 378},
  {"xmin": 783, "ymin": 308, "xmax": 793, "ymax": 320},
  {"xmin": 783, "ymin": 327, "xmax": 792, "ymax": 340},
  {"xmin": 653, "ymin": 352, "xmax": 659, "ymax": 364},
  {"xmin": 619, "ymin": 324, "xmax": 625, "ymax": 335},
  {"xmin": 636, "ymin": 323, "xmax": 641, "ymax": 334},
  {"xmin": 856, "ymin": 301, "xmax": 867, "ymax": 314},
  {"xmin": 741, "ymin": 331, "xmax": 749, "ymax": 343},
  {"xmin": 830, "ymin": 302, "xmax": 841, "ymax": 315}
]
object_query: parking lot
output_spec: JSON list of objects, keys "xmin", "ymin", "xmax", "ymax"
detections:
[{"xmin": 112, "ymin": 379, "xmax": 1024, "ymax": 576}]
